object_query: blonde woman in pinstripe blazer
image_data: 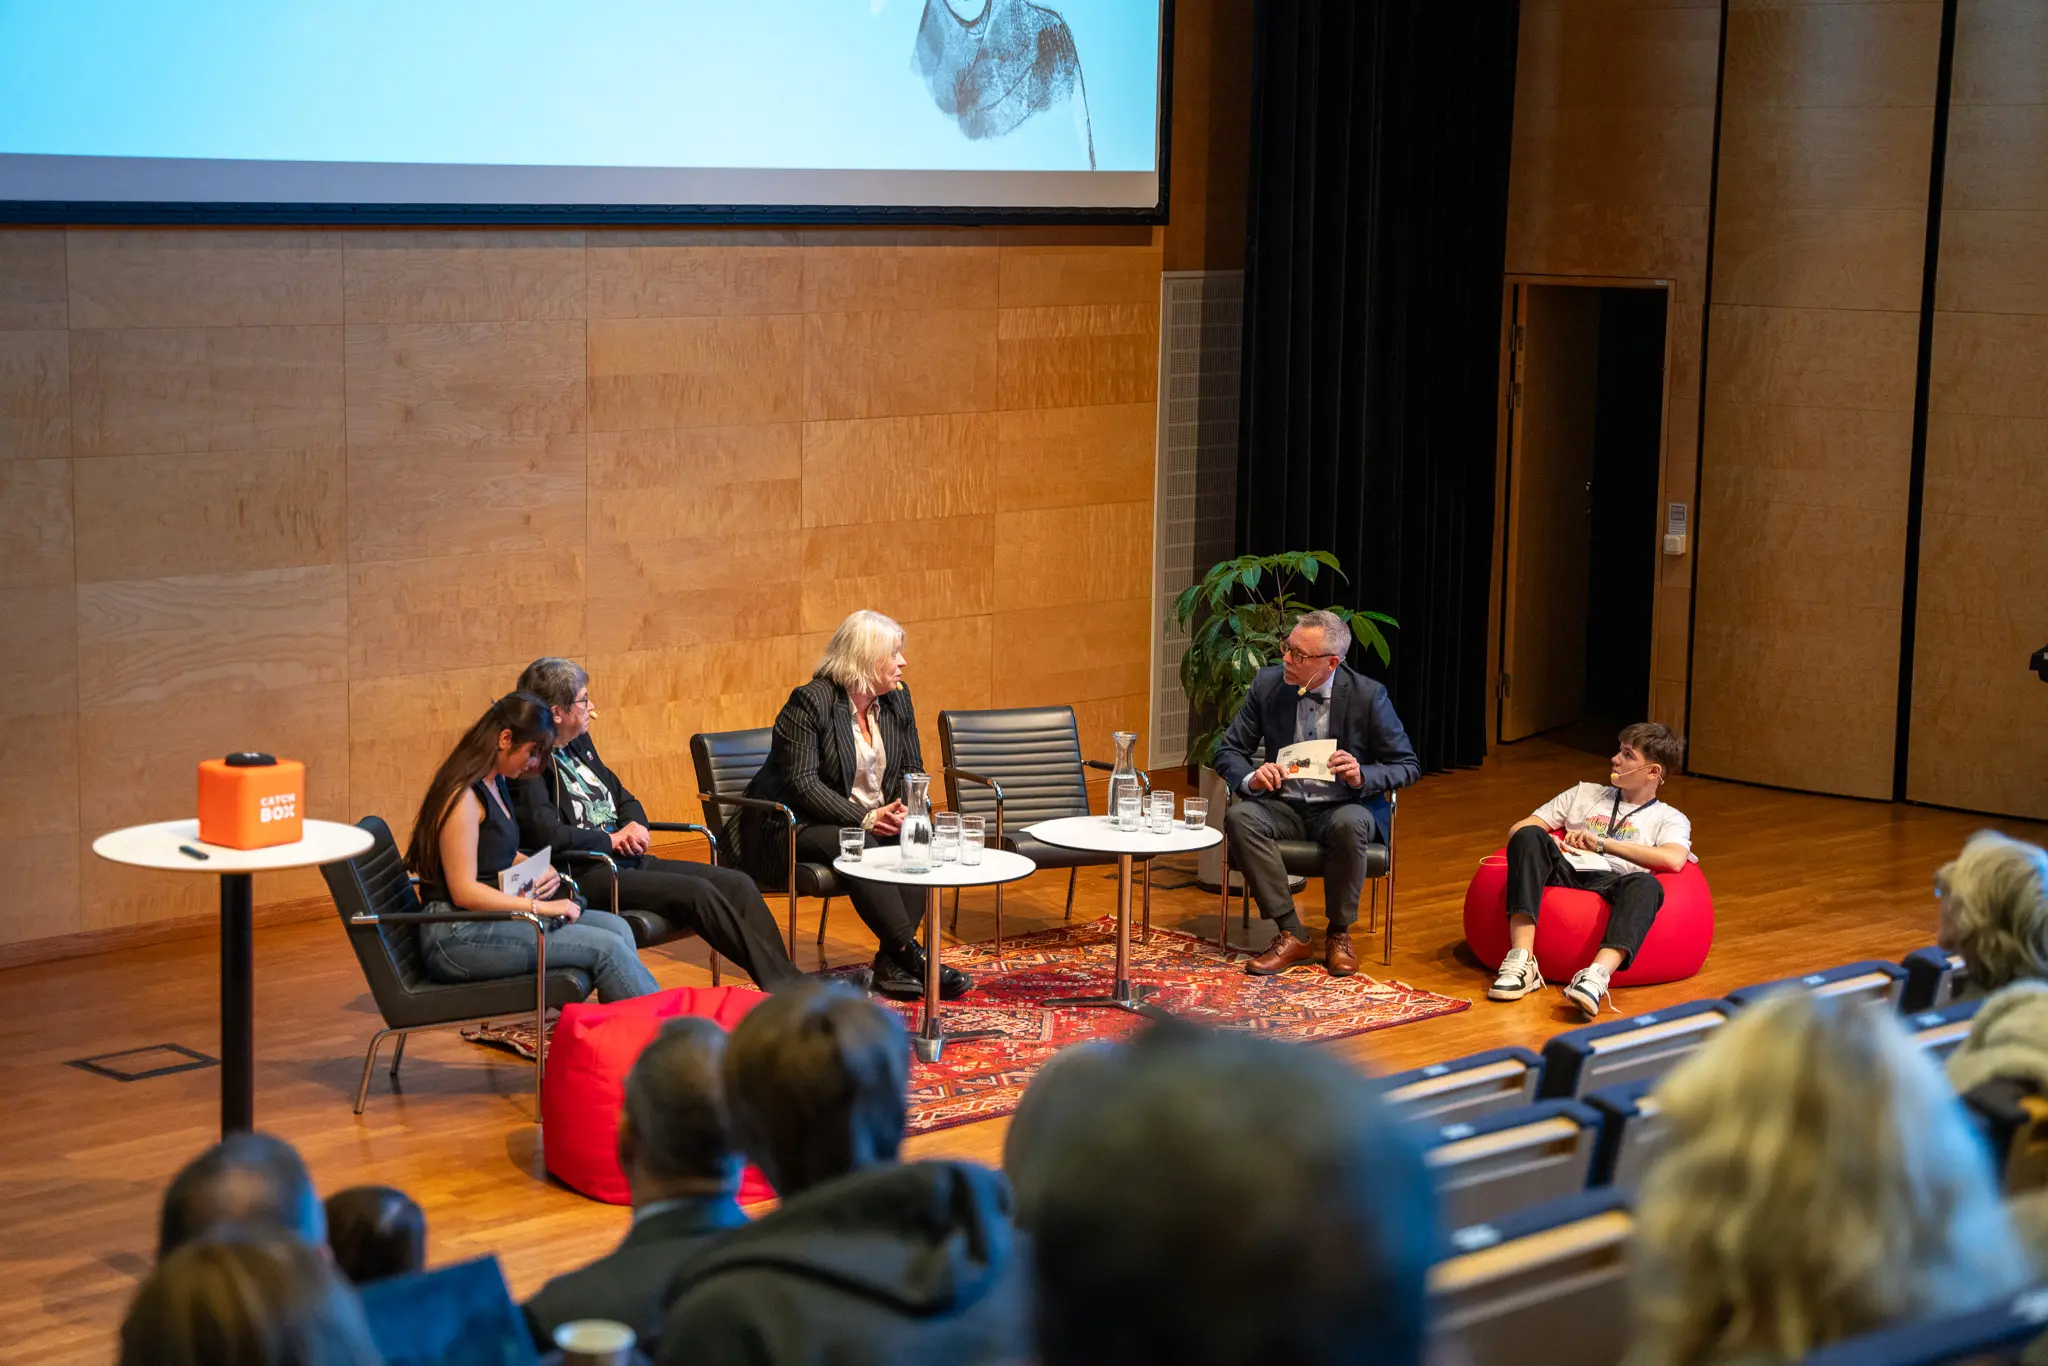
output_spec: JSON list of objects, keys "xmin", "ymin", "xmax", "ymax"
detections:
[{"xmin": 739, "ymin": 610, "xmax": 974, "ymax": 1001}]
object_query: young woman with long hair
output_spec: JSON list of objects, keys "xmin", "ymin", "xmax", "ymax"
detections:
[{"xmin": 405, "ymin": 691, "xmax": 656, "ymax": 1001}]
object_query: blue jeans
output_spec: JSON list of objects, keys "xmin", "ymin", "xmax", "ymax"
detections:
[{"xmin": 419, "ymin": 906, "xmax": 659, "ymax": 1002}]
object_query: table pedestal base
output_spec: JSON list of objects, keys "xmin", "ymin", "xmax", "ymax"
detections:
[
  {"xmin": 913, "ymin": 887, "xmax": 1003, "ymax": 1063},
  {"xmin": 1040, "ymin": 852, "xmax": 1178, "ymax": 1022},
  {"xmin": 221, "ymin": 871, "xmax": 254, "ymax": 1133}
]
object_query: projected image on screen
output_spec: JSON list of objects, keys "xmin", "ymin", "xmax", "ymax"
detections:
[
  {"xmin": 0, "ymin": 0, "xmax": 1165, "ymax": 216},
  {"xmin": 915, "ymin": 0, "xmax": 1095, "ymax": 169}
]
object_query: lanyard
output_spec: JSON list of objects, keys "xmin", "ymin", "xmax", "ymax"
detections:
[{"xmin": 1605, "ymin": 790, "xmax": 1657, "ymax": 842}]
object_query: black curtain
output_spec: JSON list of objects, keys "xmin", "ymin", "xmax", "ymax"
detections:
[{"xmin": 1236, "ymin": 0, "xmax": 1519, "ymax": 774}]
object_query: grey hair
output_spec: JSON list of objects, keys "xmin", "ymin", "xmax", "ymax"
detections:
[
  {"xmin": 1938, "ymin": 831, "xmax": 2048, "ymax": 990},
  {"xmin": 814, "ymin": 610, "xmax": 906, "ymax": 693},
  {"xmin": 516, "ymin": 656, "xmax": 588, "ymax": 711},
  {"xmin": 1293, "ymin": 609, "xmax": 1352, "ymax": 660}
]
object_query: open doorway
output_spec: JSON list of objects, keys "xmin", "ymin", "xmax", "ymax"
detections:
[{"xmin": 1497, "ymin": 281, "xmax": 1668, "ymax": 752}]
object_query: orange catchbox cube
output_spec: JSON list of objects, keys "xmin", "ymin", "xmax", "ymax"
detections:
[{"xmin": 198, "ymin": 757, "xmax": 305, "ymax": 850}]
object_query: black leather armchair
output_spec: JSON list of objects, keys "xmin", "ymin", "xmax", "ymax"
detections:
[
  {"xmin": 320, "ymin": 816, "xmax": 596, "ymax": 1118},
  {"xmin": 1215, "ymin": 787, "xmax": 1397, "ymax": 964},
  {"xmin": 689, "ymin": 728, "xmax": 838, "ymax": 958},
  {"xmin": 937, "ymin": 705, "xmax": 1155, "ymax": 956}
]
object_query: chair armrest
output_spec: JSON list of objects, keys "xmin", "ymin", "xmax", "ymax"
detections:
[
  {"xmin": 556, "ymin": 849, "xmax": 619, "ymax": 873},
  {"xmin": 944, "ymin": 767, "xmax": 1006, "ymax": 843},
  {"xmin": 697, "ymin": 793, "xmax": 797, "ymax": 826},
  {"xmin": 646, "ymin": 821, "xmax": 719, "ymax": 858},
  {"xmin": 350, "ymin": 910, "xmax": 547, "ymax": 929}
]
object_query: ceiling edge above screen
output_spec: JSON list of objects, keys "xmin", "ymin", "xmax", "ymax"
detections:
[{"xmin": 0, "ymin": 0, "xmax": 1173, "ymax": 227}]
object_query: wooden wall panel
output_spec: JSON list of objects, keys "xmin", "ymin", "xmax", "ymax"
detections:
[
  {"xmin": 1690, "ymin": 0, "xmax": 1940, "ymax": 799},
  {"xmin": 1502, "ymin": 0, "xmax": 1720, "ymax": 734},
  {"xmin": 1, "ymin": 225, "xmax": 1162, "ymax": 950},
  {"xmin": 1910, "ymin": 0, "xmax": 2048, "ymax": 818},
  {"xmin": 0, "ymin": 231, "xmax": 77, "ymax": 949}
]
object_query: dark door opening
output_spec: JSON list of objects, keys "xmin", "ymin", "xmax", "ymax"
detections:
[{"xmin": 1499, "ymin": 283, "xmax": 1667, "ymax": 753}]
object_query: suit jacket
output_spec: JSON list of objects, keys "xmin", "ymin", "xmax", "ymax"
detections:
[
  {"xmin": 736, "ymin": 677, "xmax": 924, "ymax": 877},
  {"xmin": 509, "ymin": 732, "xmax": 650, "ymax": 862},
  {"xmin": 524, "ymin": 1194, "xmax": 747, "ymax": 1356},
  {"xmin": 1211, "ymin": 664, "xmax": 1420, "ymax": 830}
]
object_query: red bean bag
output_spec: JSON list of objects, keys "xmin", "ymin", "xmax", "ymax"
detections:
[
  {"xmin": 542, "ymin": 984, "xmax": 776, "ymax": 1206},
  {"xmin": 1461, "ymin": 845, "xmax": 1714, "ymax": 987}
]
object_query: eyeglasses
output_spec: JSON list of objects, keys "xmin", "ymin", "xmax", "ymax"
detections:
[
  {"xmin": 570, "ymin": 696, "xmax": 595, "ymax": 712},
  {"xmin": 1281, "ymin": 646, "xmax": 1338, "ymax": 664}
]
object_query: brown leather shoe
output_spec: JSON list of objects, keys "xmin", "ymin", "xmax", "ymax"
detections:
[
  {"xmin": 1325, "ymin": 931, "xmax": 1358, "ymax": 978},
  {"xmin": 1246, "ymin": 931, "xmax": 1316, "ymax": 976}
]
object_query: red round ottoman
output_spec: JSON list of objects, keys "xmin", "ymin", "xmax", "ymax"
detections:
[
  {"xmin": 1461, "ymin": 846, "xmax": 1713, "ymax": 987},
  {"xmin": 542, "ymin": 984, "xmax": 776, "ymax": 1206}
]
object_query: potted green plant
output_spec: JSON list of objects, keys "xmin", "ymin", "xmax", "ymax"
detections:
[{"xmin": 1167, "ymin": 550, "xmax": 1395, "ymax": 887}]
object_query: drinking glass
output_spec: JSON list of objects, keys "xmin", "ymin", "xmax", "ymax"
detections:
[
  {"xmin": 1115, "ymin": 794, "xmax": 1142, "ymax": 831},
  {"xmin": 839, "ymin": 827, "xmax": 866, "ymax": 862},
  {"xmin": 933, "ymin": 811, "xmax": 961, "ymax": 863},
  {"xmin": 959, "ymin": 815, "xmax": 985, "ymax": 865},
  {"xmin": 1149, "ymin": 792, "xmax": 1175, "ymax": 834},
  {"xmin": 1183, "ymin": 797, "xmax": 1210, "ymax": 830}
]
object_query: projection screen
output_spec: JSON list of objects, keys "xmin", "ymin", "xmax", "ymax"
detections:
[{"xmin": 0, "ymin": 0, "xmax": 1171, "ymax": 223}]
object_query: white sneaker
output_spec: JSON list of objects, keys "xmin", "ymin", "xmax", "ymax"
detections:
[
  {"xmin": 1562, "ymin": 963, "xmax": 1613, "ymax": 1020},
  {"xmin": 1488, "ymin": 948, "xmax": 1544, "ymax": 1002}
]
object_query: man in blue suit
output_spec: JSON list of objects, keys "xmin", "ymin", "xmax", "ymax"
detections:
[{"xmin": 1213, "ymin": 611, "xmax": 1420, "ymax": 977}]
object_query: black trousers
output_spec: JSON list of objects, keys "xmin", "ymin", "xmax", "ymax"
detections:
[
  {"xmin": 790, "ymin": 823, "xmax": 924, "ymax": 952},
  {"xmin": 581, "ymin": 855, "xmax": 802, "ymax": 989},
  {"xmin": 1505, "ymin": 825, "xmax": 1664, "ymax": 969},
  {"xmin": 1224, "ymin": 796, "xmax": 1381, "ymax": 931}
]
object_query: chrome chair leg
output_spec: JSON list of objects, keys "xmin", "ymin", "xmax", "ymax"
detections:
[
  {"xmin": 355, "ymin": 1029, "xmax": 395, "ymax": 1115},
  {"xmin": 388, "ymin": 1033, "xmax": 408, "ymax": 1078},
  {"xmin": 710, "ymin": 950, "xmax": 721, "ymax": 987},
  {"xmin": 1383, "ymin": 868, "xmax": 1395, "ymax": 966},
  {"xmin": 1065, "ymin": 868, "xmax": 1078, "ymax": 920},
  {"xmin": 532, "ymin": 922, "xmax": 549, "ymax": 1124},
  {"xmin": 817, "ymin": 896, "xmax": 831, "ymax": 947}
]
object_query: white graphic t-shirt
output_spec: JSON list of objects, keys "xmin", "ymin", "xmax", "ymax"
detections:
[{"xmin": 1530, "ymin": 782, "xmax": 1694, "ymax": 876}]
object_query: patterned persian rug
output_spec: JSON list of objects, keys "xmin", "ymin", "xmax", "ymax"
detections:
[{"xmin": 467, "ymin": 916, "xmax": 1469, "ymax": 1136}]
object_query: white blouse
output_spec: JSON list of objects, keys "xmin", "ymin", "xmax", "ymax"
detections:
[{"xmin": 849, "ymin": 704, "xmax": 887, "ymax": 812}]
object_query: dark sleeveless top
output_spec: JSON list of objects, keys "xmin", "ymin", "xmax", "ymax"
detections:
[{"xmin": 420, "ymin": 777, "xmax": 521, "ymax": 906}]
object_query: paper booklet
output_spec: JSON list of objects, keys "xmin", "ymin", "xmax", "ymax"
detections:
[
  {"xmin": 498, "ymin": 846, "xmax": 553, "ymax": 898},
  {"xmin": 1276, "ymin": 738, "xmax": 1338, "ymax": 782},
  {"xmin": 1557, "ymin": 840, "xmax": 1613, "ymax": 873}
]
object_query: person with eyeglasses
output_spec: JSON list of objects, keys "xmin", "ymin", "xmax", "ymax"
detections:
[
  {"xmin": 509, "ymin": 657, "xmax": 803, "ymax": 991},
  {"xmin": 1213, "ymin": 610, "xmax": 1419, "ymax": 977}
]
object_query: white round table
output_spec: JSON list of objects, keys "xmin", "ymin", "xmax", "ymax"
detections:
[
  {"xmin": 832, "ymin": 845, "xmax": 1036, "ymax": 1061},
  {"xmin": 1023, "ymin": 814, "xmax": 1222, "ymax": 1016},
  {"xmin": 92, "ymin": 818, "xmax": 374, "ymax": 1133}
]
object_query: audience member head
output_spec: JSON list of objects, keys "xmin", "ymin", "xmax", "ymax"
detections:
[
  {"xmin": 1032, "ymin": 1028, "xmax": 1436, "ymax": 1366},
  {"xmin": 813, "ymin": 609, "xmax": 907, "ymax": 697},
  {"xmin": 723, "ymin": 979, "xmax": 907, "ymax": 1197},
  {"xmin": 516, "ymin": 656, "xmax": 595, "ymax": 744},
  {"xmin": 404, "ymin": 690, "xmax": 555, "ymax": 888},
  {"xmin": 158, "ymin": 1133, "xmax": 325, "ymax": 1262},
  {"xmin": 1002, "ymin": 1039, "xmax": 1122, "ymax": 1231},
  {"xmin": 1615, "ymin": 721, "xmax": 1683, "ymax": 790},
  {"xmin": 1935, "ymin": 830, "xmax": 2048, "ymax": 991},
  {"xmin": 322, "ymin": 1185, "xmax": 425, "ymax": 1287},
  {"xmin": 121, "ymin": 1233, "xmax": 381, "ymax": 1366},
  {"xmin": 620, "ymin": 1015, "xmax": 742, "ymax": 1203},
  {"xmin": 1633, "ymin": 991, "xmax": 2026, "ymax": 1366}
]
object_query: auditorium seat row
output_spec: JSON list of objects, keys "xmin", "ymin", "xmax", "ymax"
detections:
[
  {"xmin": 1428, "ymin": 1189, "xmax": 2048, "ymax": 1366},
  {"xmin": 1385, "ymin": 946, "xmax": 2017, "ymax": 1236},
  {"xmin": 1408, "ymin": 945, "xmax": 2041, "ymax": 1366}
]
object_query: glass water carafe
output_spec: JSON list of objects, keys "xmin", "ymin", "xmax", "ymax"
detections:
[
  {"xmin": 898, "ymin": 772, "xmax": 935, "ymax": 872},
  {"xmin": 1107, "ymin": 731, "xmax": 1142, "ymax": 829}
]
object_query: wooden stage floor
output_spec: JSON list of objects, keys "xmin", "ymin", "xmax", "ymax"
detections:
[{"xmin": 7, "ymin": 737, "xmax": 2044, "ymax": 1362}]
